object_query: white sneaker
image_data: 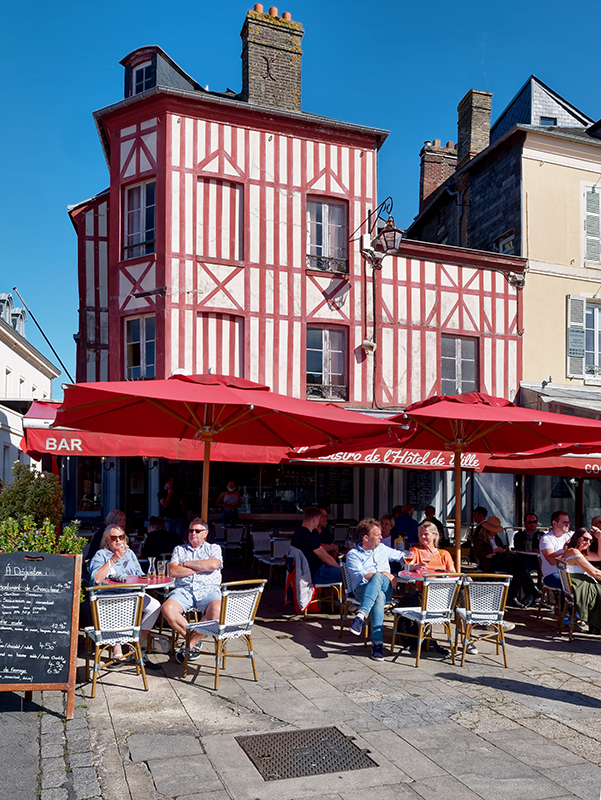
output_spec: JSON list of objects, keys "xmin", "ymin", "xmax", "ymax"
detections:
[{"xmin": 466, "ymin": 642, "xmax": 478, "ymax": 655}]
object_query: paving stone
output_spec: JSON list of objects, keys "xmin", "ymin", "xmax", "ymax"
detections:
[
  {"xmin": 40, "ymin": 789, "xmax": 68, "ymax": 800},
  {"xmin": 69, "ymin": 751, "xmax": 95, "ymax": 769},
  {"xmin": 66, "ymin": 718, "xmax": 89, "ymax": 731},
  {"xmin": 72, "ymin": 778, "xmax": 101, "ymax": 800},
  {"xmin": 41, "ymin": 716, "xmax": 64, "ymax": 733},
  {"xmin": 41, "ymin": 743, "xmax": 65, "ymax": 759},
  {"xmin": 409, "ymin": 775, "xmax": 485, "ymax": 800},
  {"xmin": 175, "ymin": 793, "xmax": 234, "ymax": 800},
  {"xmin": 68, "ymin": 737, "xmax": 96, "ymax": 755},
  {"xmin": 41, "ymin": 757, "xmax": 66, "ymax": 775},
  {"xmin": 42, "ymin": 770, "xmax": 67, "ymax": 790},
  {"xmin": 148, "ymin": 754, "xmax": 223, "ymax": 797},
  {"xmin": 72, "ymin": 766, "xmax": 98, "ymax": 785},
  {"xmin": 128, "ymin": 733, "xmax": 203, "ymax": 762}
]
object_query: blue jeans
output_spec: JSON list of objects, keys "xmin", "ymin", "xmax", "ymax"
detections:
[
  {"xmin": 312, "ymin": 564, "xmax": 343, "ymax": 584},
  {"xmin": 543, "ymin": 572, "xmax": 561, "ymax": 590},
  {"xmin": 354, "ymin": 573, "xmax": 395, "ymax": 645}
]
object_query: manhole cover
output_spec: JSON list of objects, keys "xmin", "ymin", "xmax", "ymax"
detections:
[{"xmin": 235, "ymin": 726, "xmax": 377, "ymax": 781}]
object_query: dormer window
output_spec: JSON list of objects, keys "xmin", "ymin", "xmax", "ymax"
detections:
[
  {"xmin": 134, "ymin": 62, "xmax": 154, "ymax": 94},
  {"xmin": 540, "ymin": 116, "xmax": 557, "ymax": 126}
]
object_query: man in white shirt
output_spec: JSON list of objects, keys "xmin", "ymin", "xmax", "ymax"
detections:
[
  {"xmin": 346, "ymin": 518, "xmax": 402, "ymax": 662},
  {"xmin": 539, "ymin": 510, "xmax": 572, "ymax": 590}
]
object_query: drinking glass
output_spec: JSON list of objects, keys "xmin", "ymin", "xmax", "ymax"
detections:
[
  {"xmin": 147, "ymin": 556, "xmax": 156, "ymax": 579},
  {"xmin": 157, "ymin": 560, "xmax": 166, "ymax": 578}
]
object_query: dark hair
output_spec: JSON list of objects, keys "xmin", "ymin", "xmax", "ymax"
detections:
[
  {"xmin": 303, "ymin": 506, "xmax": 321, "ymax": 523},
  {"xmin": 391, "ymin": 505, "xmax": 403, "ymax": 516},
  {"xmin": 524, "ymin": 512, "xmax": 538, "ymax": 522},
  {"xmin": 148, "ymin": 516, "xmax": 166, "ymax": 531},
  {"xmin": 473, "ymin": 506, "xmax": 487, "ymax": 516},
  {"xmin": 551, "ymin": 509, "xmax": 568, "ymax": 524},
  {"xmin": 568, "ymin": 528, "xmax": 591, "ymax": 550},
  {"xmin": 356, "ymin": 518, "xmax": 381, "ymax": 539}
]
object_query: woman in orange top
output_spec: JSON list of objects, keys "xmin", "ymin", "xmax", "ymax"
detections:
[{"xmin": 408, "ymin": 521, "xmax": 454, "ymax": 572}]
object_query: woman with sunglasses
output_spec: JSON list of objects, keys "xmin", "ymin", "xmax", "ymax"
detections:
[
  {"xmin": 561, "ymin": 528, "xmax": 601, "ymax": 634},
  {"xmin": 89, "ymin": 524, "xmax": 162, "ymax": 669}
]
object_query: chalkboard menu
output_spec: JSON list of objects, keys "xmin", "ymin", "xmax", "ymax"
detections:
[
  {"xmin": 0, "ymin": 553, "xmax": 81, "ymax": 718},
  {"xmin": 327, "ymin": 467, "xmax": 354, "ymax": 504},
  {"xmin": 407, "ymin": 470, "xmax": 433, "ymax": 506}
]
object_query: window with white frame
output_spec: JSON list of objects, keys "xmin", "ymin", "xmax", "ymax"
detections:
[
  {"xmin": 567, "ymin": 294, "xmax": 601, "ymax": 378},
  {"xmin": 585, "ymin": 187, "xmax": 601, "ymax": 263},
  {"xmin": 123, "ymin": 181, "xmax": 156, "ymax": 259},
  {"xmin": 440, "ymin": 335, "xmax": 479, "ymax": 395},
  {"xmin": 306, "ymin": 199, "xmax": 348, "ymax": 273},
  {"xmin": 125, "ymin": 315, "xmax": 156, "ymax": 380},
  {"xmin": 133, "ymin": 62, "xmax": 154, "ymax": 94},
  {"xmin": 306, "ymin": 326, "xmax": 348, "ymax": 401},
  {"xmin": 496, "ymin": 231, "xmax": 515, "ymax": 255}
]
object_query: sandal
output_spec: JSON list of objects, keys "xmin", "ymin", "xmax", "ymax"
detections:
[{"xmin": 175, "ymin": 642, "xmax": 203, "ymax": 664}]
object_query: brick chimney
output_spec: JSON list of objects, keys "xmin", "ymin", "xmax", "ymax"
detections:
[
  {"xmin": 456, "ymin": 89, "xmax": 493, "ymax": 169},
  {"xmin": 419, "ymin": 139, "xmax": 457, "ymax": 211},
  {"xmin": 240, "ymin": 5, "xmax": 304, "ymax": 112}
]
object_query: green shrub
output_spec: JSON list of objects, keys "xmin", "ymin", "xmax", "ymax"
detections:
[
  {"xmin": 0, "ymin": 463, "xmax": 64, "ymax": 527},
  {"xmin": 0, "ymin": 515, "xmax": 84, "ymax": 556}
]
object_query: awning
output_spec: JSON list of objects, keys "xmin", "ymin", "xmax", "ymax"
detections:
[{"xmin": 21, "ymin": 401, "xmax": 289, "ymax": 464}]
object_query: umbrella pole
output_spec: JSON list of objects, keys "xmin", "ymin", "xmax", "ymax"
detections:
[
  {"xmin": 202, "ymin": 440, "xmax": 210, "ymax": 522},
  {"xmin": 454, "ymin": 446, "xmax": 463, "ymax": 572}
]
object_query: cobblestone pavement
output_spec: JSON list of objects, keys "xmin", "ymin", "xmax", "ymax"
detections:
[{"xmin": 6, "ymin": 587, "xmax": 601, "ymax": 800}]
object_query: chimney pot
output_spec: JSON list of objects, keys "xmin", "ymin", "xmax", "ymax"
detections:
[
  {"xmin": 241, "ymin": 6, "xmax": 304, "ymax": 111},
  {"xmin": 446, "ymin": 140, "xmax": 454, "ymax": 149},
  {"xmin": 433, "ymin": 138, "xmax": 441, "ymax": 147},
  {"xmin": 253, "ymin": 3, "xmax": 263, "ymax": 10},
  {"xmin": 282, "ymin": 10, "xmax": 291, "ymax": 19}
]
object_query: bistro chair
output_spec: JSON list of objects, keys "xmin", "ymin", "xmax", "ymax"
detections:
[
  {"xmin": 536, "ymin": 552, "xmax": 559, "ymax": 619},
  {"xmin": 84, "ymin": 585, "xmax": 148, "ymax": 698},
  {"xmin": 181, "ymin": 579, "xmax": 266, "ymax": 689},
  {"xmin": 391, "ymin": 574, "xmax": 462, "ymax": 666},
  {"xmin": 333, "ymin": 525, "xmax": 350, "ymax": 545},
  {"xmin": 223, "ymin": 526, "xmax": 246, "ymax": 563},
  {"xmin": 265, "ymin": 537, "xmax": 291, "ymax": 588},
  {"xmin": 556, "ymin": 558, "xmax": 577, "ymax": 641},
  {"xmin": 338, "ymin": 557, "xmax": 394, "ymax": 645},
  {"xmin": 454, "ymin": 574, "xmax": 511, "ymax": 667},
  {"xmin": 250, "ymin": 530, "xmax": 273, "ymax": 575}
]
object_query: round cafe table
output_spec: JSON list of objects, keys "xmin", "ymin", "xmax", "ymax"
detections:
[{"xmin": 103, "ymin": 576, "xmax": 175, "ymax": 589}]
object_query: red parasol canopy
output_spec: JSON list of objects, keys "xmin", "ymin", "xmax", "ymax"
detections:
[{"xmin": 54, "ymin": 374, "xmax": 397, "ymax": 518}]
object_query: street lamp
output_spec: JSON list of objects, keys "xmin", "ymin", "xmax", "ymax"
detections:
[{"xmin": 354, "ymin": 197, "xmax": 404, "ymax": 269}]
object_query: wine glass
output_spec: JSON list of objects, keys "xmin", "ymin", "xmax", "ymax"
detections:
[{"xmin": 147, "ymin": 556, "xmax": 156, "ymax": 579}]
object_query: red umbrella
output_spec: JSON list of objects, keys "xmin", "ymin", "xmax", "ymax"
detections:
[
  {"xmin": 54, "ymin": 374, "xmax": 397, "ymax": 519},
  {"xmin": 295, "ymin": 392, "xmax": 601, "ymax": 569}
]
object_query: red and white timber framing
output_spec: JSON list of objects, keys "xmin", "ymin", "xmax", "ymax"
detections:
[{"xmin": 72, "ymin": 92, "xmax": 525, "ymax": 406}]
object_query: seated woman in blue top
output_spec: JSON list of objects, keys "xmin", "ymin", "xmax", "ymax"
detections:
[{"xmin": 89, "ymin": 525, "xmax": 162, "ymax": 669}]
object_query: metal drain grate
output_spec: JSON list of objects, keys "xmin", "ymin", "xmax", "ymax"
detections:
[{"xmin": 235, "ymin": 726, "xmax": 377, "ymax": 781}]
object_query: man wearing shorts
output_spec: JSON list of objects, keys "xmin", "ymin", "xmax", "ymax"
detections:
[{"xmin": 162, "ymin": 518, "xmax": 222, "ymax": 664}]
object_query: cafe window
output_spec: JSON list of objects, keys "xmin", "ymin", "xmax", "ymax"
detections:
[
  {"xmin": 125, "ymin": 315, "xmax": 156, "ymax": 380},
  {"xmin": 77, "ymin": 457, "xmax": 102, "ymax": 514}
]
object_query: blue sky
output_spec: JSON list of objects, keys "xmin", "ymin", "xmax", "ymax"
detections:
[{"xmin": 2, "ymin": 0, "xmax": 600, "ymax": 392}]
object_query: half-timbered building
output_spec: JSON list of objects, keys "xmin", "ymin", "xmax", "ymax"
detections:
[{"xmin": 65, "ymin": 6, "xmax": 526, "ymax": 526}]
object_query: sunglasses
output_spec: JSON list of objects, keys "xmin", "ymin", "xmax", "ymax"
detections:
[
  {"xmin": 189, "ymin": 528, "xmax": 207, "ymax": 534},
  {"xmin": 109, "ymin": 535, "xmax": 126, "ymax": 541}
]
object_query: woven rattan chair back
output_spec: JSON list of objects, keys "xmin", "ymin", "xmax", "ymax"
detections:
[
  {"xmin": 225, "ymin": 526, "xmax": 245, "ymax": 544},
  {"xmin": 556, "ymin": 559, "xmax": 577, "ymax": 641},
  {"xmin": 251, "ymin": 530, "xmax": 272, "ymax": 555},
  {"xmin": 334, "ymin": 525, "xmax": 350, "ymax": 544},
  {"xmin": 220, "ymin": 580, "xmax": 265, "ymax": 634},
  {"xmin": 91, "ymin": 586, "xmax": 145, "ymax": 644},
  {"xmin": 271, "ymin": 538, "xmax": 291, "ymax": 559},
  {"xmin": 421, "ymin": 575, "xmax": 462, "ymax": 619},
  {"xmin": 462, "ymin": 574, "xmax": 510, "ymax": 624}
]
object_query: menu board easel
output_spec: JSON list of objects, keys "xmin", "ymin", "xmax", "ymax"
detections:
[{"xmin": 0, "ymin": 552, "xmax": 81, "ymax": 719}]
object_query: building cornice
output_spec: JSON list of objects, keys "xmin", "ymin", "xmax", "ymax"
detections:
[
  {"xmin": 0, "ymin": 318, "xmax": 61, "ymax": 379},
  {"xmin": 395, "ymin": 239, "xmax": 526, "ymax": 274}
]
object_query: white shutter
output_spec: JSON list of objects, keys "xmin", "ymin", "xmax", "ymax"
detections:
[
  {"xmin": 566, "ymin": 295, "xmax": 586, "ymax": 378},
  {"xmin": 586, "ymin": 189, "xmax": 601, "ymax": 262}
]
